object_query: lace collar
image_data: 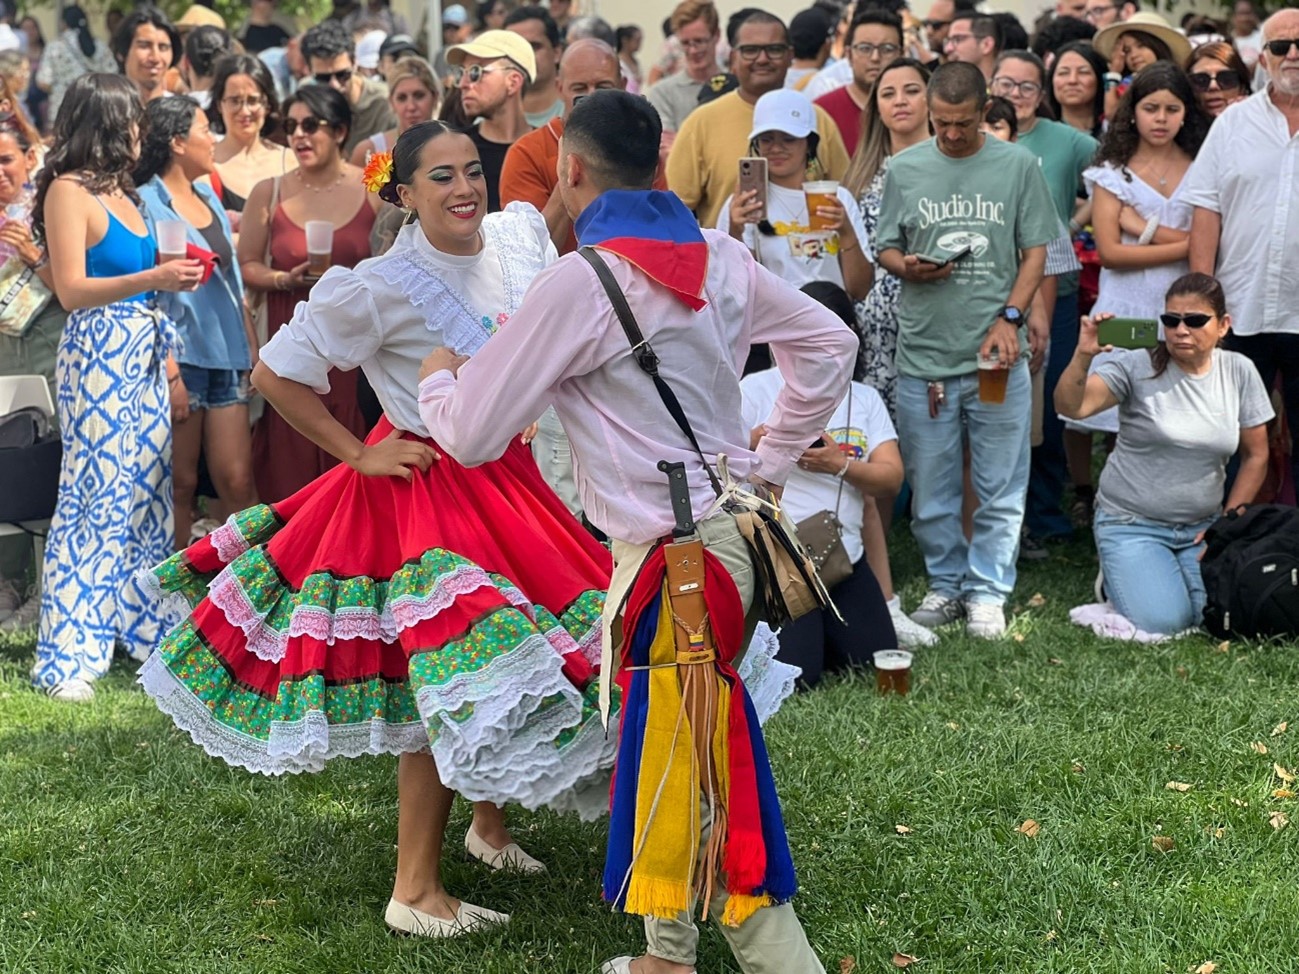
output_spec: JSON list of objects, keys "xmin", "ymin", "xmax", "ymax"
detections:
[{"xmin": 370, "ymin": 210, "xmax": 544, "ymax": 356}]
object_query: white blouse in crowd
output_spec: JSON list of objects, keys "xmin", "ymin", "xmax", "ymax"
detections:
[
  {"xmin": 741, "ymin": 368, "xmax": 897, "ymax": 565},
  {"xmin": 1067, "ymin": 162, "xmax": 1194, "ymax": 436},
  {"xmin": 1084, "ymin": 161, "xmax": 1192, "ymax": 318},
  {"xmin": 1181, "ymin": 89, "xmax": 1299, "ymax": 337},
  {"xmin": 715, "ymin": 183, "xmax": 869, "ymax": 294},
  {"xmin": 259, "ymin": 202, "xmax": 555, "ymax": 436}
]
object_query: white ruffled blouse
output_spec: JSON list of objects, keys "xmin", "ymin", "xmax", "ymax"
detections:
[{"xmin": 260, "ymin": 202, "xmax": 556, "ymax": 436}]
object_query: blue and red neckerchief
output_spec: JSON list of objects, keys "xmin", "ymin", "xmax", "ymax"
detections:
[{"xmin": 575, "ymin": 190, "xmax": 710, "ymax": 312}]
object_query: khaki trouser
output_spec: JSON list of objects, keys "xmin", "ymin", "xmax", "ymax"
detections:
[{"xmin": 602, "ymin": 514, "xmax": 825, "ymax": 974}]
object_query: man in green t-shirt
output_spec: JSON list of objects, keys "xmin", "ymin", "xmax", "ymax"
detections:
[{"xmin": 875, "ymin": 61, "xmax": 1057, "ymax": 639}]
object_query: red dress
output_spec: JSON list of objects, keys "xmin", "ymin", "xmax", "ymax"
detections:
[{"xmin": 252, "ymin": 201, "xmax": 375, "ymax": 502}]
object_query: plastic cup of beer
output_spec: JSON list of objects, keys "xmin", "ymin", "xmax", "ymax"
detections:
[
  {"xmin": 873, "ymin": 649, "xmax": 912, "ymax": 696},
  {"xmin": 803, "ymin": 180, "xmax": 839, "ymax": 231},
  {"xmin": 156, "ymin": 220, "xmax": 188, "ymax": 263},
  {"xmin": 977, "ymin": 349, "xmax": 1009, "ymax": 404},
  {"xmin": 304, "ymin": 220, "xmax": 334, "ymax": 278}
]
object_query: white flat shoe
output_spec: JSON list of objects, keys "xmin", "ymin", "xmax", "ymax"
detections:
[
  {"xmin": 45, "ymin": 679, "xmax": 95, "ymax": 702},
  {"xmin": 464, "ymin": 827, "xmax": 547, "ymax": 874},
  {"xmin": 384, "ymin": 897, "xmax": 508, "ymax": 938},
  {"xmin": 600, "ymin": 957, "xmax": 696, "ymax": 974}
]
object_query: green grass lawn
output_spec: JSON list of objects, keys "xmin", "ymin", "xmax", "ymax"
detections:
[{"xmin": 2, "ymin": 533, "xmax": 1297, "ymax": 974}]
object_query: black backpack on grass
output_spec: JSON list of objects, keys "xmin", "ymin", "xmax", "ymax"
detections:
[{"xmin": 1200, "ymin": 504, "xmax": 1299, "ymax": 640}]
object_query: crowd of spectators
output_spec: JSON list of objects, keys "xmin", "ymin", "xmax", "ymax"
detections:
[{"xmin": 0, "ymin": 0, "xmax": 1297, "ymax": 697}]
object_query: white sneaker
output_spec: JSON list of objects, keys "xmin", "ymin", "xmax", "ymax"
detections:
[
  {"xmin": 46, "ymin": 678, "xmax": 95, "ymax": 702},
  {"xmin": 189, "ymin": 517, "xmax": 221, "ymax": 543},
  {"xmin": 0, "ymin": 579, "xmax": 22, "ymax": 623},
  {"xmin": 888, "ymin": 596, "xmax": 938, "ymax": 648},
  {"xmin": 966, "ymin": 602, "xmax": 1007, "ymax": 639},
  {"xmin": 911, "ymin": 591, "xmax": 965, "ymax": 628}
]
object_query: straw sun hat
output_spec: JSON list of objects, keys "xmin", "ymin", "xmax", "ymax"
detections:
[{"xmin": 1092, "ymin": 12, "xmax": 1193, "ymax": 67}]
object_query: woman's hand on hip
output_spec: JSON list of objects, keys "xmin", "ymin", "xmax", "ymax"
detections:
[{"xmin": 352, "ymin": 428, "xmax": 439, "ymax": 480}]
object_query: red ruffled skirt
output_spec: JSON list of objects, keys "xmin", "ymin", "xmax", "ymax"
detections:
[{"xmin": 138, "ymin": 417, "xmax": 618, "ymax": 819}]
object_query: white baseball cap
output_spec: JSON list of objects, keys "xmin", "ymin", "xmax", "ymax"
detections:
[
  {"xmin": 748, "ymin": 88, "xmax": 816, "ymax": 142},
  {"xmin": 356, "ymin": 29, "xmax": 386, "ymax": 69}
]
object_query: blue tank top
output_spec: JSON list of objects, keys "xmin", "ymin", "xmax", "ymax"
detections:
[{"xmin": 86, "ymin": 199, "xmax": 156, "ymax": 280}]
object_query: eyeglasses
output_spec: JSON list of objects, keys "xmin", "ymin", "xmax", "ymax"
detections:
[
  {"xmin": 944, "ymin": 33, "xmax": 974, "ymax": 47},
  {"xmin": 221, "ymin": 95, "xmax": 268, "ymax": 111},
  {"xmin": 1159, "ymin": 312, "xmax": 1213, "ymax": 330},
  {"xmin": 313, "ymin": 68, "xmax": 353, "ymax": 85},
  {"xmin": 922, "ymin": 19, "xmax": 951, "ymax": 29},
  {"xmin": 1265, "ymin": 38, "xmax": 1299, "ymax": 56},
  {"xmin": 1084, "ymin": 3, "xmax": 1118, "ymax": 20},
  {"xmin": 851, "ymin": 42, "xmax": 901, "ymax": 58},
  {"xmin": 1189, "ymin": 70, "xmax": 1243, "ymax": 91},
  {"xmin": 991, "ymin": 76, "xmax": 1043, "ymax": 98},
  {"xmin": 453, "ymin": 62, "xmax": 514, "ymax": 83},
  {"xmin": 283, "ymin": 116, "xmax": 328, "ymax": 136},
  {"xmin": 735, "ymin": 43, "xmax": 791, "ymax": 61}
]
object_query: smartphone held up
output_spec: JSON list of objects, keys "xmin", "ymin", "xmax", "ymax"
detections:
[{"xmin": 737, "ymin": 157, "xmax": 768, "ymax": 223}]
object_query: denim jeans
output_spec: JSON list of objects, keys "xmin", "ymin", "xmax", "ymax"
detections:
[
  {"xmin": 896, "ymin": 361, "xmax": 1032, "ymax": 606},
  {"xmin": 1025, "ymin": 289, "xmax": 1079, "ymax": 538},
  {"xmin": 1094, "ymin": 507, "xmax": 1216, "ymax": 635}
]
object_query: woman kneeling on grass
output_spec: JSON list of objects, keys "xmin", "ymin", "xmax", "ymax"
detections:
[{"xmin": 1055, "ymin": 273, "xmax": 1272, "ymax": 636}]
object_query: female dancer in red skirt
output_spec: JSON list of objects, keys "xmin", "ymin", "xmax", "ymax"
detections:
[{"xmin": 138, "ymin": 121, "xmax": 617, "ymax": 937}]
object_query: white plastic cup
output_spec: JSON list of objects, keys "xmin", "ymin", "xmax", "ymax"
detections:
[
  {"xmin": 803, "ymin": 180, "xmax": 840, "ymax": 230},
  {"xmin": 304, "ymin": 220, "xmax": 334, "ymax": 277},
  {"xmin": 156, "ymin": 219, "xmax": 188, "ymax": 261},
  {"xmin": 873, "ymin": 649, "xmax": 913, "ymax": 695}
]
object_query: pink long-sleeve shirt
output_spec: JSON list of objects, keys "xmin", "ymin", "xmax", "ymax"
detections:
[{"xmin": 418, "ymin": 228, "xmax": 858, "ymax": 545}]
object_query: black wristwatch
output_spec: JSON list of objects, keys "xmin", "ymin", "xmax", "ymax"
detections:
[{"xmin": 999, "ymin": 305, "xmax": 1025, "ymax": 327}]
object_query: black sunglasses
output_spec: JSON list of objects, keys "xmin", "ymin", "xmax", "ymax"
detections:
[
  {"xmin": 1189, "ymin": 70, "xmax": 1243, "ymax": 91},
  {"xmin": 1265, "ymin": 38, "xmax": 1299, "ymax": 56},
  {"xmin": 1159, "ymin": 312, "xmax": 1213, "ymax": 330},
  {"xmin": 284, "ymin": 116, "xmax": 328, "ymax": 136},
  {"xmin": 313, "ymin": 68, "xmax": 353, "ymax": 85}
]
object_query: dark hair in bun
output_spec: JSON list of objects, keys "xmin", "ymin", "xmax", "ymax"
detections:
[{"xmin": 379, "ymin": 119, "xmax": 462, "ymax": 205}]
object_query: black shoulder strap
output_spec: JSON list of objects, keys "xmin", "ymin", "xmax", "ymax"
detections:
[{"xmin": 578, "ymin": 246, "xmax": 724, "ymax": 498}]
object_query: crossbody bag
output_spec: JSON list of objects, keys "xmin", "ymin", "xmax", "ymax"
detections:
[{"xmin": 577, "ymin": 246, "xmax": 838, "ymax": 627}]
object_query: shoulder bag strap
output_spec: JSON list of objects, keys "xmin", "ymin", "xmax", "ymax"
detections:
[
  {"xmin": 829, "ymin": 388, "xmax": 850, "ymax": 519},
  {"xmin": 578, "ymin": 246, "xmax": 724, "ymax": 498},
  {"xmin": 264, "ymin": 175, "xmax": 281, "ymax": 268}
]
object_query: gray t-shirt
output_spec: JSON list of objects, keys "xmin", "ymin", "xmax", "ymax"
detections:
[
  {"xmin": 1095, "ymin": 348, "xmax": 1274, "ymax": 525},
  {"xmin": 346, "ymin": 77, "xmax": 398, "ymax": 155},
  {"xmin": 645, "ymin": 71, "xmax": 704, "ymax": 133},
  {"xmin": 875, "ymin": 136, "xmax": 1058, "ymax": 379}
]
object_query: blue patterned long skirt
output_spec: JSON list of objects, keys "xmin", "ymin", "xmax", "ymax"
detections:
[{"xmin": 31, "ymin": 300, "xmax": 174, "ymax": 689}]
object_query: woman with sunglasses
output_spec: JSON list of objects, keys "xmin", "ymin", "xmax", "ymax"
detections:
[
  {"xmin": 1186, "ymin": 41, "xmax": 1251, "ymax": 118},
  {"xmin": 1056, "ymin": 273, "xmax": 1272, "ymax": 636},
  {"xmin": 239, "ymin": 84, "xmax": 380, "ymax": 503},
  {"xmin": 138, "ymin": 119, "xmax": 620, "ymax": 937},
  {"xmin": 210, "ymin": 55, "xmax": 297, "ymax": 236},
  {"xmin": 1065, "ymin": 62, "xmax": 1210, "ymax": 523}
]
